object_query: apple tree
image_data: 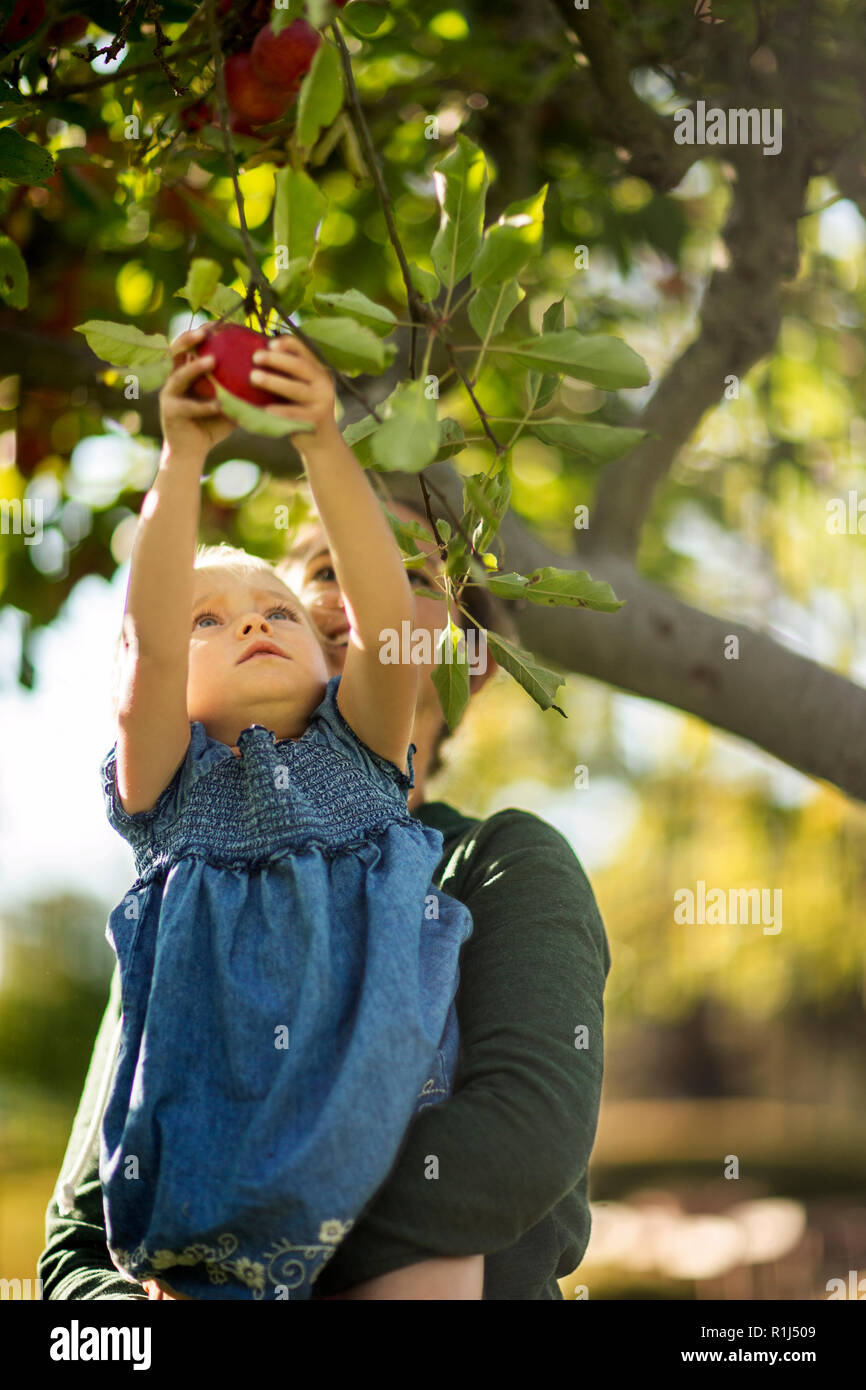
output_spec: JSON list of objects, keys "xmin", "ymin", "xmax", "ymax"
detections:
[{"xmin": 2, "ymin": 0, "xmax": 866, "ymax": 798}]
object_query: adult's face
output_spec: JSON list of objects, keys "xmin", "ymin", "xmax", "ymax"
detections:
[{"xmin": 281, "ymin": 501, "xmax": 464, "ymax": 709}]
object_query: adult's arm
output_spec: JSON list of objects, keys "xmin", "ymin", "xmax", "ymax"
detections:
[
  {"xmin": 314, "ymin": 808, "xmax": 611, "ymax": 1293},
  {"xmin": 38, "ymin": 966, "xmax": 147, "ymax": 1300}
]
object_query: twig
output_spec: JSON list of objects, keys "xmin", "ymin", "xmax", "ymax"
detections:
[
  {"xmin": 144, "ymin": 0, "xmax": 186, "ymax": 96},
  {"xmin": 440, "ymin": 341, "xmax": 504, "ymax": 454},
  {"xmin": 330, "ymin": 20, "xmax": 435, "ymax": 331},
  {"xmin": 42, "ymin": 43, "xmax": 211, "ymax": 98}
]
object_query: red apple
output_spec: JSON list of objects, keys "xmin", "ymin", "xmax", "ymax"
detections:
[
  {"xmin": 250, "ymin": 19, "xmax": 320, "ymax": 87},
  {"xmin": 224, "ymin": 50, "xmax": 293, "ymax": 126},
  {"xmin": 190, "ymin": 324, "xmax": 285, "ymax": 407},
  {"xmin": 1, "ymin": 0, "xmax": 46, "ymax": 43},
  {"xmin": 47, "ymin": 13, "xmax": 88, "ymax": 44}
]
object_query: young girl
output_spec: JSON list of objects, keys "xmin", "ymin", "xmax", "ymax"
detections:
[{"xmin": 58, "ymin": 328, "xmax": 481, "ymax": 1301}]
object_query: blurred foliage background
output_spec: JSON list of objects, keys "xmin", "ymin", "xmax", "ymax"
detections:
[{"xmin": 1, "ymin": 0, "xmax": 866, "ymax": 1299}]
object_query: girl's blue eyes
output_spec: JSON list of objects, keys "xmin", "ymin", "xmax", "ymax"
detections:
[{"xmin": 193, "ymin": 606, "xmax": 299, "ymax": 630}]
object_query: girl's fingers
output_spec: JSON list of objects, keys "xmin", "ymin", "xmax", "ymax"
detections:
[
  {"xmin": 256, "ymin": 339, "xmax": 317, "ymax": 383},
  {"xmin": 169, "ymin": 326, "xmax": 210, "ymax": 357},
  {"xmin": 166, "ymin": 355, "xmax": 216, "ymax": 393},
  {"xmin": 250, "ymin": 368, "xmax": 315, "ymax": 399},
  {"xmin": 172, "ymin": 398, "xmax": 223, "ymax": 418}
]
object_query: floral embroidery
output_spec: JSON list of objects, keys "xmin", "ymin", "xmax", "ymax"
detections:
[{"xmin": 112, "ymin": 1218, "xmax": 355, "ymax": 1299}]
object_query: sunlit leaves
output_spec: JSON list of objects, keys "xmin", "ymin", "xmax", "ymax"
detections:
[
  {"xmin": 210, "ymin": 378, "xmax": 316, "ymax": 440},
  {"xmin": 370, "ymin": 379, "xmax": 440, "ymax": 471},
  {"xmin": 272, "ymin": 259, "xmax": 312, "ymax": 315},
  {"xmin": 273, "ymin": 167, "xmax": 327, "ymax": 264},
  {"xmin": 431, "ymin": 617, "xmax": 472, "ymax": 731},
  {"xmin": 497, "ymin": 331, "xmax": 650, "ymax": 390},
  {"xmin": 530, "ymin": 420, "xmax": 648, "ymax": 462},
  {"xmin": 313, "ymin": 287, "xmax": 397, "ymax": 336},
  {"xmin": 484, "ymin": 630, "xmax": 566, "ymax": 712},
  {"xmin": 485, "ymin": 566, "xmax": 624, "ymax": 613},
  {"xmin": 468, "ymin": 278, "xmax": 524, "ymax": 343},
  {"xmin": 176, "ymin": 258, "xmax": 222, "ymax": 314},
  {"xmin": 300, "ymin": 315, "xmax": 395, "ymax": 374},
  {"xmin": 470, "ymin": 185, "xmax": 547, "ymax": 288},
  {"xmin": 296, "ymin": 39, "xmax": 344, "ymax": 150},
  {"xmin": 431, "ymin": 134, "xmax": 488, "ymax": 291},
  {"xmin": 75, "ymin": 321, "xmax": 171, "ymax": 369}
]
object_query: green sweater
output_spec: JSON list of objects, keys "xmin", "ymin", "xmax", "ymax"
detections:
[{"xmin": 38, "ymin": 801, "xmax": 610, "ymax": 1301}]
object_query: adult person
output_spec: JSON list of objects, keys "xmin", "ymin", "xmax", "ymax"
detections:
[{"xmin": 38, "ymin": 485, "xmax": 611, "ymax": 1301}]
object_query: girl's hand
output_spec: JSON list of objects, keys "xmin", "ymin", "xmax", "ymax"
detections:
[
  {"xmin": 249, "ymin": 335, "xmax": 340, "ymax": 457},
  {"xmin": 159, "ymin": 327, "xmax": 237, "ymax": 459}
]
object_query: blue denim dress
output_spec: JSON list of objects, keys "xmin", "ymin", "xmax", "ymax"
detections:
[{"xmin": 97, "ymin": 674, "xmax": 473, "ymax": 1300}]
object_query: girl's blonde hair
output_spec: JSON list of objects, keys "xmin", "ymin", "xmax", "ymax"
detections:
[{"xmin": 110, "ymin": 543, "xmax": 318, "ymax": 718}]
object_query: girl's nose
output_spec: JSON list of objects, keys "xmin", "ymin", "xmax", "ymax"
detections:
[{"xmin": 240, "ymin": 615, "xmax": 272, "ymax": 634}]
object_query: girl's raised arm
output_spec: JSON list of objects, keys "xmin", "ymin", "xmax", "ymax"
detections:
[
  {"xmin": 114, "ymin": 329, "xmax": 233, "ymax": 814},
  {"xmin": 252, "ymin": 336, "xmax": 418, "ymax": 774}
]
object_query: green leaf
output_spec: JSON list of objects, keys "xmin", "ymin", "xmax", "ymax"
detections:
[
  {"xmin": 272, "ymin": 258, "xmax": 312, "ymax": 315},
  {"xmin": 431, "ymin": 134, "xmax": 489, "ymax": 291},
  {"xmin": 432, "ymin": 619, "xmax": 471, "ymax": 731},
  {"xmin": 370, "ymin": 379, "xmax": 441, "ymax": 472},
  {"xmin": 211, "ymin": 378, "xmax": 316, "ymax": 440},
  {"xmin": 341, "ymin": 1, "xmax": 393, "ymax": 37},
  {"xmin": 313, "ymin": 288, "xmax": 397, "ymax": 336},
  {"xmin": 484, "ymin": 630, "xmax": 566, "ymax": 713},
  {"xmin": 486, "ymin": 566, "xmax": 624, "ymax": 613},
  {"xmin": 177, "ymin": 258, "xmax": 222, "ymax": 314},
  {"xmin": 470, "ymin": 186, "xmax": 547, "ymax": 289},
  {"xmin": 340, "ymin": 412, "xmax": 380, "ymax": 467},
  {"xmin": 530, "ymin": 420, "xmax": 647, "ymax": 462},
  {"xmin": 383, "ymin": 506, "xmax": 426, "ymax": 561},
  {"xmin": 462, "ymin": 468, "xmax": 511, "ymax": 556},
  {"xmin": 305, "ymin": 0, "xmax": 331, "ymax": 27},
  {"xmin": 271, "ymin": 0, "xmax": 306, "ymax": 33},
  {"xmin": 204, "ymin": 284, "xmax": 247, "ymax": 324},
  {"xmin": 409, "ymin": 263, "xmax": 440, "ymax": 303},
  {"xmin": 435, "ymin": 416, "xmax": 467, "ymax": 460},
  {"xmin": 0, "ymin": 234, "xmax": 28, "ymax": 309},
  {"xmin": 75, "ymin": 321, "xmax": 171, "ymax": 368},
  {"xmin": 527, "ymin": 298, "xmax": 564, "ymax": 411},
  {"xmin": 467, "ymin": 277, "xmax": 524, "ymax": 343},
  {"xmin": 296, "ymin": 39, "xmax": 344, "ymax": 150},
  {"xmin": 0, "ymin": 129, "xmax": 54, "ymax": 185},
  {"xmin": 301, "ymin": 316, "xmax": 393, "ymax": 375},
  {"xmin": 273, "ymin": 167, "xmax": 327, "ymax": 264},
  {"xmin": 498, "ymin": 330, "xmax": 650, "ymax": 390}
]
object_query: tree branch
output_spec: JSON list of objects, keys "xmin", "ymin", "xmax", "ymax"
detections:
[
  {"xmin": 381, "ymin": 461, "xmax": 866, "ymax": 804},
  {"xmin": 584, "ymin": 135, "xmax": 812, "ymax": 558},
  {"xmin": 546, "ymin": 0, "xmax": 698, "ymax": 192}
]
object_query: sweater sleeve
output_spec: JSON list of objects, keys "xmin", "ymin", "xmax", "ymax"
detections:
[
  {"xmin": 37, "ymin": 965, "xmax": 147, "ymax": 1300},
  {"xmin": 313, "ymin": 809, "xmax": 611, "ymax": 1294}
]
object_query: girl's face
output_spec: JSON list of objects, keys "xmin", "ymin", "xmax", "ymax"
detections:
[{"xmin": 187, "ymin": 567, "xmax": 330, "ymax": 744}]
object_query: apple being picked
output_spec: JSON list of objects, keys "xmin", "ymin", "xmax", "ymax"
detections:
[
  {"xmin": 190, "ymin": 324, "xmax": 287, "ymax": 408},
  {"xmin": 250, "ymin": 19, "xmax": 321, "ymax": 87}
]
